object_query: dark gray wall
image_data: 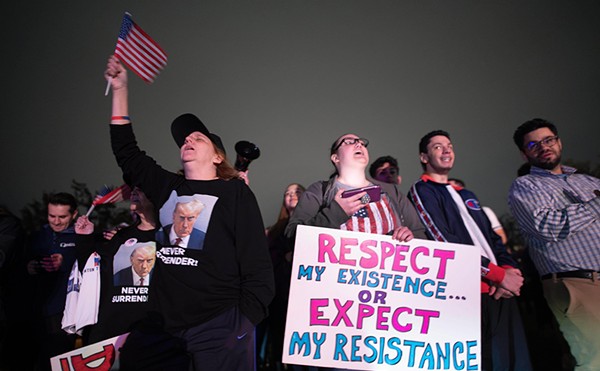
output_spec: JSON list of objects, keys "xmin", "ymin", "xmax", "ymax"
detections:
[{"xmin": 3, "ymin": 1, "xmax": 600, "ymax": 225}]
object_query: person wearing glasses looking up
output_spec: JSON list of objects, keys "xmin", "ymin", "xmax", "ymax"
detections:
[
  {"xmin": 284, "ymin": 135, "xmax": 425, "ymax": 371},
  {"xmin": 369, "ymin": 155, "xmax": 402, "ymax": 185},
  {"xmin": 509, "ymin": 118, "xmax": 600, "ymax": 371},
  {"xmin": 285, "ymin": 133, "xmax": 426, "ymax": 245}
]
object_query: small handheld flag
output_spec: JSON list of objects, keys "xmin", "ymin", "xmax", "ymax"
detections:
[
  {"xmin": 86, "ymin": 184, "xmax": 132, "ymax": 216},
  {"xmin": 105, "ymin": 12, "xmax": 168, "ymax": 95}
]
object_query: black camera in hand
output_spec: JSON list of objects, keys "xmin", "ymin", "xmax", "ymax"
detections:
[{"xmin": 234, "ymin": 141, "xmax": 260, "ymax": 172}]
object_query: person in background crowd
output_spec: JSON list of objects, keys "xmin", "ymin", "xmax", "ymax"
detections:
[
  {"xmin": 0, "ymin": 205, "xmax": 28, "ymax": 370},
  {"xmin": 25, "ymin": 192, "xmax": 80, "ymax": 370},
  {"xmin": 408, "ymin": 130, "xmax": 532, "ymax": 371},
  {"xmin": 258, "ymin": 183, "xmax": 306, "ymax": 371},
  {"xmin": 517, "ymin": 163, "xmax": 531, "ymax": 177},
  {"xmin": 448, "ymin": 178, "xmax": 508, "ymax": 245},
  {"xmin": 73, "ymin": 185, "xmax": 158, "ymax": 345},
  {"xmin": 508, "ymin": 118, "xmax": 600, "ymax": 371},
  {"xmin": 368, "ymin": 155, "xmax": 402, "ymax": 185}
]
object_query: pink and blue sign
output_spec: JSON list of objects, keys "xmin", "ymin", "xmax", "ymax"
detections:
[{"xmin": 283, "ymin": 225, "xmax": 481, "ymax": 370}]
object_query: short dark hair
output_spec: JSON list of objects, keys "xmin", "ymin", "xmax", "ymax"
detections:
[
  {"xmin": 448, "ymin": 178, "xmax": 465, "ymax": 187},
  {"xmin": 48, "ymin": 192, "xmax": 78, "ymax": 214},
  {"xmin": 517, "ymin": 163, "xmax": 531, "ymax": 176},
  {"xmin": 513, "ymin": 118, "xmax": 558, "ymax": 151},
  {"xmin": 418, "ymin": 130, "xmax": 451, "ymax": 170},
  {"xmin": 369, "ymin": 156, "xmax": 398, "ymax": 178}
]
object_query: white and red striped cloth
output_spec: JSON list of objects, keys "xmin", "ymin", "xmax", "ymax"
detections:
[
  {"xmin": 93, "ymin": 184, "xmax": 131, "ymax": 206},
  {"xmin": 113, "ymin": 12, "xmax": 167, "ymax": 83},
  {"xmin": 340, "ymin": 196, "xmax": 399, "ymax": 235}
]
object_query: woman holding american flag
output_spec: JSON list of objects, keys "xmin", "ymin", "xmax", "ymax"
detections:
[{"xmin": 104, "ymin": 55, "xmax": 274, "ymax": 370}]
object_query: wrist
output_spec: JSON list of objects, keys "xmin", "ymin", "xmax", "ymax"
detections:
[{"xmin": 111, "ymin": 115, "xmax": 130, "ymax": 121}]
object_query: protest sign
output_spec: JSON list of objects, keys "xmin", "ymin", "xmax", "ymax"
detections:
[
  {"xmin": 283, "ymin": 225, "xmax": 480, "ymax": 370},
  {"xmin": 50, "ymin": 333, "xmax": 129, "ymax": 371}
]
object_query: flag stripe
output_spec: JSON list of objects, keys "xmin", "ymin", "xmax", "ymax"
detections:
[
  {"xmin": 93, "ymin": 190, "xmax": 122, "ymax": 205},
  {"xmin": 119, "ymin": 38, "xmax": 162, "ymax": 74},
  {"xmin": 340, "ymin": 196, "xmax": 397, "ymax": 235},
  {"xmin": 113, "ymin": 12, "xmax": 167, "ymax": 83},
  {"xmin": 92, "ymin": 185, "xmax": 131, "ymax": 205},
  {"xmin": 117, "ymin": 30, "xmax": 165, "ymax": 73},
  {"xmin": 129, "ymin": 26, "xmax": 167, "ymax": 63},
  {"xmin": 115, "ymin": 41, "xmax": 162, "ymax": 82},
  {"xmin": 115, "ymin": 44, "xmax": 155, "ymax": 82}
]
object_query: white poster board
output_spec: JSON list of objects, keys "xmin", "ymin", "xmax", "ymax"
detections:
[
  {"xmin": 50, "ymin": 333, "xmax": 129, "ymax": 371},
  {"xmin": 283, "ymin": 225, "xmax": 481, "ymax": 370}
]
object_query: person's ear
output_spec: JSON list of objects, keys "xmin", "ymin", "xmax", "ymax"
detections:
[
  {"xmin": 213, "ymin": 153, "xmax": 224, "ymax": 165},
  {"xmin": 419, "ymin": 152, "xmax": 429, "ymax": 166},
  {"xmin": 330, "ymin": 153, "xmax": 339, "ymax": 164}
]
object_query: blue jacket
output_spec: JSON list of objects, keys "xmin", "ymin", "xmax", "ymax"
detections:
[
  {"xmin": 28, "ymin": 224, "xmax": 78, "ymax": 317},
  {"xmin": 408, "ymin": 175, "xmax": 518, "ymax": 290}
]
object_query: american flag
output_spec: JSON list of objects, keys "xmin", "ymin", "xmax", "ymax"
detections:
[
  {"xmin": 92, "ymin": 184, "xmax": 131, "ymax": 206},
  {"xmin": 113, "ymin": 12, "xmax": 167, "ymax": 83},
  {"xmin": 340, "ymin": 197, "xmax": 399, "ymax": 235}
]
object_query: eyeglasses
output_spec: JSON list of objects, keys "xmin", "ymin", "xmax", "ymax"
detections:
[
  {"xmin": 333, "ymin": 137, "xmax": 369, "ymax": 152},
  {"xmin": 526, "ymin": 135, "xmax": 559, "ymax": 152}
]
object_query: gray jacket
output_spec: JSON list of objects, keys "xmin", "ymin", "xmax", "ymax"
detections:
[{"xmin": 285, "ymin": 176, "xmax": 427, "ymax": 244}]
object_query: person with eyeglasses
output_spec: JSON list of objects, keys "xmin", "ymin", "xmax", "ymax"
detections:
[
  {"xmin": 284, "ymin": 134, "xmax": 426, "ymax": 371},
  {"xmin": 509, "ymin": 118, "xmax": 600, "ymax": 371},
  {"xmin": 369, "ymin": 155, "xmax": 402, "ymax": 185},
  {"xmin": 285, "ymin": 133, "xmax": 426, "ymax": 249}
]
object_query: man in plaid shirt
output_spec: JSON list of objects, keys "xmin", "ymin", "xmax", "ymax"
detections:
[{"xmin": 509, "ymin": 118, "xmax": 600, "ymax": 371}]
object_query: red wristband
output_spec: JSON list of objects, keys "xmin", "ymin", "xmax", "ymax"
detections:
[{"xmin": 111, "ymin": 115, "xmax": 130, "ymax": 121}]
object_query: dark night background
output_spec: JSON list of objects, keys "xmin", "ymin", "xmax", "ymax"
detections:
[{"xmin": 3, "ymin": 0, "xmax": 600, "ymax": 227}]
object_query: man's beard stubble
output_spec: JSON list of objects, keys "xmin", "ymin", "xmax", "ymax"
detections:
[{"xmin": 530, "ymin": 151, "xmax": 561, "ymax": 171}]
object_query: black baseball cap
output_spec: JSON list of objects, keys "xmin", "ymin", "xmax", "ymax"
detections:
[{"xmin": 171, "ymin": 113, "xmax": 225, "ymax": 154}]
